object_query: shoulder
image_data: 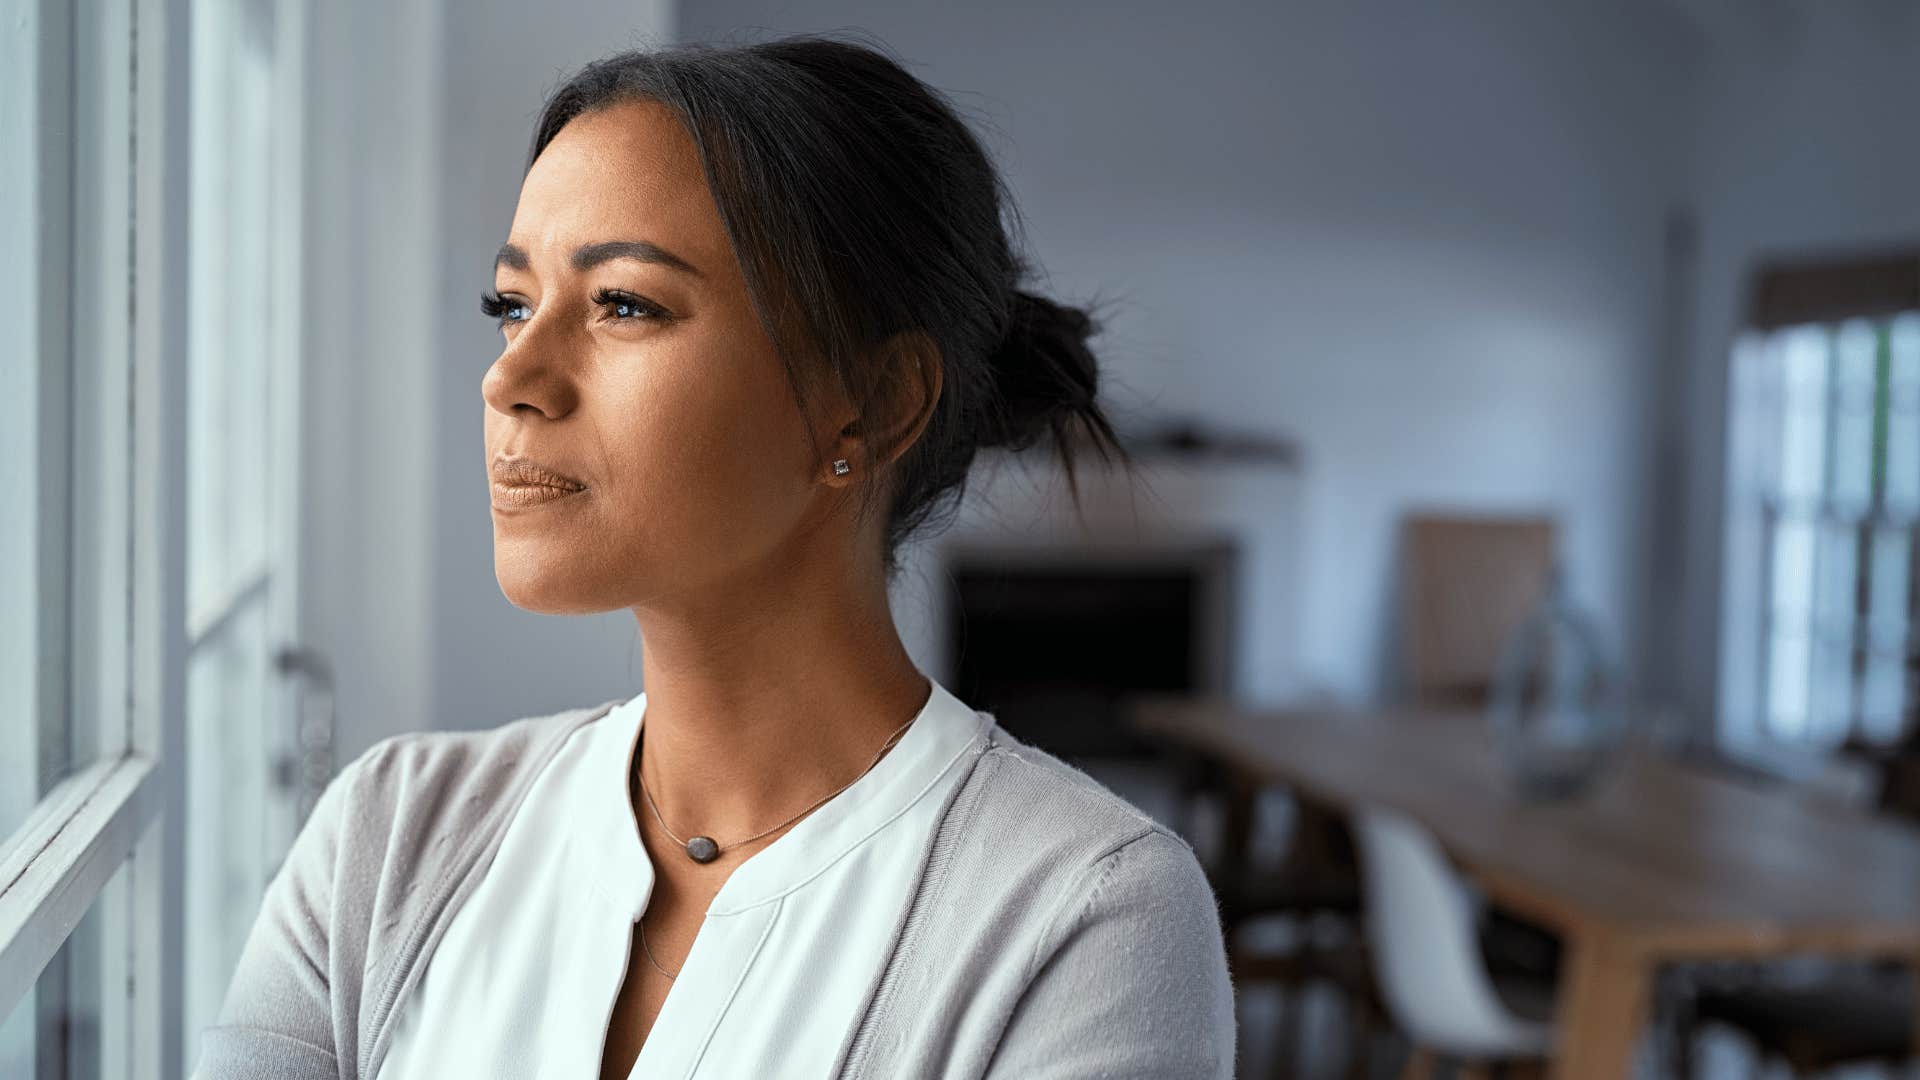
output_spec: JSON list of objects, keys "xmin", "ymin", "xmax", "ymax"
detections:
[
  {"xmin": 338, "ymin": 698, "xmax": 621, "ymax": 829},
  {"xmin": 351, "ymin": 697, "xmax": 622, "ymax": 782},
  {"xmin": 938, "ymin": 721, "xmax": 1228, "ymax": 958},
  {"xmin": 876, "ymin": 721, "xmax": 1235, "ymax": 1076},
  {"xmin": 301, "ymin": 698, "xmax": 624, "ymax": 932},
  {"xmin": 957, "ymin": 721, "xmax": 1204, "ymax": 870}
]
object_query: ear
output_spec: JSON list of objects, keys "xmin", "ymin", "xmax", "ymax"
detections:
[{"xmin": 821, "ymin": 330, "xmax": 943, "ymax": 487}]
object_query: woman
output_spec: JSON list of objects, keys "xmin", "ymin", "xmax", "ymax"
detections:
[{"xmin": 196, "ymin": 33, "xmax": 1235, "ymax": 1080}]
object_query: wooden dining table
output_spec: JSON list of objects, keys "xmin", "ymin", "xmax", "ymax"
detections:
[{"xmin": 1129, "ymin": 696, "xmax": 1920, "ymax": 1079}]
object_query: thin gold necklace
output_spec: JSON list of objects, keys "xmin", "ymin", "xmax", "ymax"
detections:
[
  {"xmin": 634, "ymin": 709, "xmax": 921, "ymax": 865},
  {"xmin": 632, "ymin": 707, "xmax": 923, "ymax": 980}
]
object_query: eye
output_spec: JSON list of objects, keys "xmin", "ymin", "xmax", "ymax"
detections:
[
  {"xmin": 480, "ymin": 290, "xmax": 531, "ymax": 328},
  {"xmin": 590, "ymin": 288, "xmax": 672, "ymax": 323}
]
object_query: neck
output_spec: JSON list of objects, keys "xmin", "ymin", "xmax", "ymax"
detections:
[{"xmin": 629, "ymin": 558, "xmax": 931, "ymax": 859}]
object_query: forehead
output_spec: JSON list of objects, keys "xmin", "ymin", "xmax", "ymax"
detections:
[{"xmin": 507, "ymin": 99, "xmax": 729, "ymax": 273}]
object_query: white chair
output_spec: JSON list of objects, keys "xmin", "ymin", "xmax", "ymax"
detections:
[{"xmin": 1350, "ymin": 804, "xmax": 1556, "ymax": 1078}]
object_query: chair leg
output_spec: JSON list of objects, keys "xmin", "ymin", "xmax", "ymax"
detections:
[
  {"xmin": 1342, "ymin": 983, "xmax": 1375, "ymax": 1080},
  {"xmin": 1670, "ymin": 1019, "xmax": 1697, "ymax": 1080},
  {"xmin": 1270, "ymin": 984, "xmax": 1305, "ymax": 1080},
  {"xmin": 1658, "ymin": 969, "xmax": 1699, "ymax": 1080}
]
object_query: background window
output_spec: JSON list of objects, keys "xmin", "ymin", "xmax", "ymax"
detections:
[{"xmin": 1722, "ymin": 252, "xmax": 1920, "ymax": 749}]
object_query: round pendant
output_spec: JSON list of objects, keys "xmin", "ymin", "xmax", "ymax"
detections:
[{"xmin": 685, "ymin": 836, "xmax": 720, "ymax": 863}]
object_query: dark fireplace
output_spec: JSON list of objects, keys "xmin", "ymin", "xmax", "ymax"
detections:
[{"xmin": 942, "ymin": 539, "xmax": 1239, "ymax": 763}]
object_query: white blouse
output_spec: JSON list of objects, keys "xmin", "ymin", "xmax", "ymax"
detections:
[{"xmin": 373, "ymin": 675, "xmax": 991, "ymax": 1079}]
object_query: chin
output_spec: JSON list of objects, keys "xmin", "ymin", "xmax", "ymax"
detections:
[
  {"xmin": 496, "ymin": 578, "xmax": 611, "ymax": 616},
  {"xmin": 493, "ymin": 551, "xmax": 609, "ymax": 615}
]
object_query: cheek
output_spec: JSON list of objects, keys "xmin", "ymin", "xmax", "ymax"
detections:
[{"xmin": 596, "ymin": 328, "xmax": 813, "ymax": 548}]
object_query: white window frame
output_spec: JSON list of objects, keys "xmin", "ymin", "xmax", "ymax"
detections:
[{"xmin": 0, "ymin": 0, "xmax": 192, "ymax": 1077}]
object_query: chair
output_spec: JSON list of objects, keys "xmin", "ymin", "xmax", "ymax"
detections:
[
  {"xmin": 1350, "ymin": 804, "xmax": 1556, "ymax": 1079},
  {"xmin": 1399, "ymin": 514, "xmax": 1559, "ymax": 708}
]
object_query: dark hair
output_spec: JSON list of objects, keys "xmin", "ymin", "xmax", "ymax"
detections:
[{"xmin": 526, "ymin": 31, "xmax": 1133, "ymax": 577}]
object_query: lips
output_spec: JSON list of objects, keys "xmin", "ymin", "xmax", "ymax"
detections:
[
  {"xmin": 492, "ymin": 456, "xmax": 587, "ymax": 492},
  {"xmin": 490, "ymin": 456, "xmax": 588, "ymax": 511},
  {"xmin": 491, "ymin": 481, "xmax": 584, "ymax": 509}
]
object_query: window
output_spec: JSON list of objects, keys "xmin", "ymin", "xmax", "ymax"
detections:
[
  {"xmin": 1720, "ymin": 252, "xmax": 1920, "ymax": 749},
  {"xmin": 0, "ymin": 4, "xmax": 155, "ymax": 1068},
  {"xmin": 2, "ymin": 0, "xmax": 171, "ymax": 1073},
  {"xmin": 181, "ymin": 0, "xmax": 312, "ymax": 1058},
  {"xmin": 1, "ymin": 0, "xmax": 309, "ymax": 1076}
]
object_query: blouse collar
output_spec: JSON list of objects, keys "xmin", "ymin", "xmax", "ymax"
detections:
[{"xmin": 587, "ymin": 674, "xmax": 989, "ymax": 921}]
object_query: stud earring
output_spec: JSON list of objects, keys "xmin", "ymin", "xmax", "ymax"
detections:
[{"xmin": 832, "ymin": 458, "xmax": 851, "ymax": 476}]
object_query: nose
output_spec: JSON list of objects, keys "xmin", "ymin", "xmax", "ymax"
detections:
[{"xmin": 481, "ymin": 311, "xmax": 580, "ymax": 421}]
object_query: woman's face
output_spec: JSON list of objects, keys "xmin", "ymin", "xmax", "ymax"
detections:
[{"xmin": 482, "ymin": 99, "xmax": 848, "ymax": 614}]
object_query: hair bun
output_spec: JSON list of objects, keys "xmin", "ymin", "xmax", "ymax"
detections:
[{"xmin": 982, "ymin": 289, "xmax": 1103, "ymax": 452}]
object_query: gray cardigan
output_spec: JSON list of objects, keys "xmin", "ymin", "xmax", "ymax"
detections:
[{"xmin": 192, "ymin": 698, "xmax": 1238, "ymax": 1079}]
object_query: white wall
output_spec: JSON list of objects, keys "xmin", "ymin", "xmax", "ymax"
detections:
[
  {"xmin": 1675, "ymin": 1, "xmax": 1920, "ymax": 734},
  {"xmin": 678, "ymin": 0, "xmax": 1701, "ymax": 703}
]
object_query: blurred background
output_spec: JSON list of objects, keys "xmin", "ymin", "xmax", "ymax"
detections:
[{"xmin": 3, "ymin": 1, "xmax": 1917, "ymax": 1077}]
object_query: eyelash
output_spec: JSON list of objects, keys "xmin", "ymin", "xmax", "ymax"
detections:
[{"xmin": 479, "ymin": 288, "xmax": 670, "ymax": 328}]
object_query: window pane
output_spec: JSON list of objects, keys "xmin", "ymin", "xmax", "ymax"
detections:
[
  {"xmin": 0, "ymin": 861, "xmax": 127, "ymax": 1078},
  {"xmin": 181, "ymin": 0, "xmax": 307, "ymax": 1065},
  {"xmin": 2, "ymin": 0, "xmax": 76, "ymax": 843},
  {"xmin": 1888, "ymin": 314, "xmax": 1920, "ymax": 515},
  {"xmin": 184, "ymin": 596, "xmax": 278, "ymax": 1048},
  {"xmin": 1829, "ymin": 321, "xmax": 1878, "ymax": 510},
  {"xmin": 1861, "ymin": 527, "xmax": 1915, "ymax": 742},
  {"xmin": 1775, "ymin": 326, "xmax": 1832, "ymax": 504},
  {"xmin": 1765, "ymin": 515, "xmax": 1817, "ymax": 738},
  {"xmin": 1808, "ymin": 519, "xmax": 1861, "ymax": 740},
  {"xmin": 187, "ymin": 0, "xmax": 276, "ymax": 622}
]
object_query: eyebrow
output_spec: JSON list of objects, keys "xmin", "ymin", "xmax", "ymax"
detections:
[{"xmin": 493, "ymin": 239, "xmax": 704, "ymax": 279}]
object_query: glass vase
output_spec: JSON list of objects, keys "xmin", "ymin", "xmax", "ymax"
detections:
[{"xmin": 1488, "ymin": 565, "xmax": 1625, "ymax": 801}]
